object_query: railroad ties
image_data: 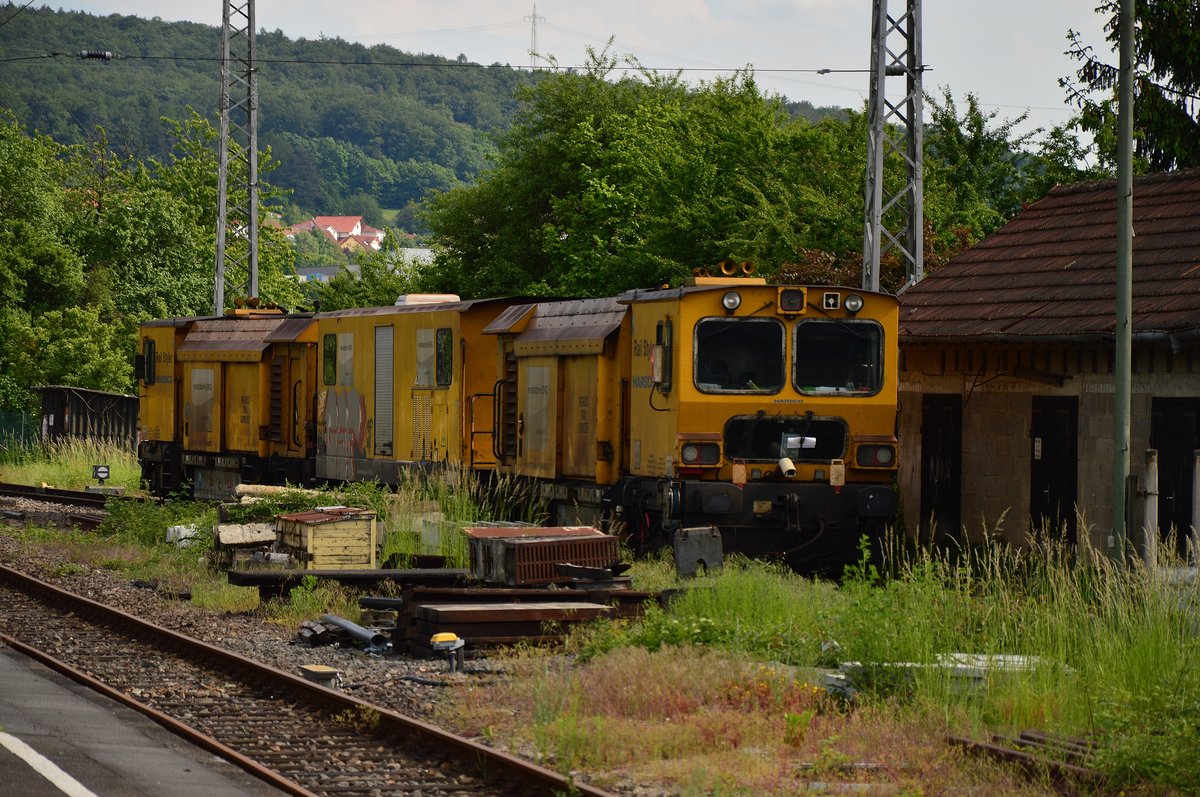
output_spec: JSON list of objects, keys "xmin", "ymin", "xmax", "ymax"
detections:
[
  {"xmin": 371, "ymin": 584, "xmax": 656, "ymax": 653},
  {"xmin": 949, "ymin": 730, "xmax": 1101, "ymax": 794},
  {"xmin": 231, "ymin": 525, "xmax": 658, "ymax": 653},
  {"xmin": 0, "ymin": 563, "xmax": 618, "ymax": 797}
]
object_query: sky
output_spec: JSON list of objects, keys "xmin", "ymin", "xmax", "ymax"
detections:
[{"xmin": 29, "ymin": 1, "xmax": 1114, "ymax": 140}]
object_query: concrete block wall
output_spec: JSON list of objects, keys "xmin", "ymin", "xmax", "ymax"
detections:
[
  {"xmin": 900, "ymin": 355, "xmax": 1200, "ymax": 554},
  {"xmin": 960, "ymin": 392, "xmax": 1029, "ymax": 544}
]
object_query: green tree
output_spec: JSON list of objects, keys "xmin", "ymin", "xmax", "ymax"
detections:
[
  {"xmin": 13, "ymin": 305, "xmax": 133, "ymax": 394},
  {"xmin": 922, "ymin": 89, "xmax": 1054, "ymax": 242},
  {"xmin": 0, "ymin": 112, "xmax": 88, "ymax": 410},
  {"xmin": 310, "ymin": 235, "xmax": 422, "ymax": 310},
  {"xmin": 291, "ymin": 228, "xmax": 347, "ymax": 273},
  {"xmin": 0, "ymin": 111, "xmax": 86, "ymax": 315},
  {"xmin": 1062, "ymin": 0, "xmax": 1200, "ymax": 171},
  {"xmin": 425, "ymin": 47, "xmax": 875, "ymax": 298}
]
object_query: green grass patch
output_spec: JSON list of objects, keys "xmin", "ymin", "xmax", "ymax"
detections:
[
  {"xmin": 517, "ymin": 535, "xmax": 1200, "ymax": 793},
  {"xmin": 0, "ymin": 438, "xmax": 140, "ymax": 491},
  {"xmin": 375, "ymin": 469, "xmax": 546, "ymax": 568}
]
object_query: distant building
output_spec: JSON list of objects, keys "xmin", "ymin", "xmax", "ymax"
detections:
[{"xmin": 284, "ymin": 215, "xmax": 385, "ymax": 251}]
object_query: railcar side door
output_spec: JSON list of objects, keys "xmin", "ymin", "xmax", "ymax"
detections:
[{"xmin": 515, "ymin": 356, "xmax": 559, "ymax": 478}]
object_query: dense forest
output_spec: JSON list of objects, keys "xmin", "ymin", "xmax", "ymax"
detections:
[{"xmin": 0, "ymin": 6, "xmax": 532, "ymax": 224}]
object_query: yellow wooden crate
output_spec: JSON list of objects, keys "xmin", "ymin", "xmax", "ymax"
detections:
[{"xmin": 275, "ymin": 507, "xmax": 377, "ymax": 570}]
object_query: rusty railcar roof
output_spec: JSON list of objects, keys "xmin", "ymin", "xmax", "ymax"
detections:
[
  {"xmin": 483, "ymin": 297, "xmax": 628, "ymax": 354},
  {"xmin": 176, "ymin": 314, "xmax": 316, "ymax": 360},
  {"xmin": 900, "ymin": 169, "xmax": 1200, "ymax": 342}
]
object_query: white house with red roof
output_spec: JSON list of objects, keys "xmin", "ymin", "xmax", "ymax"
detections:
[{"xmin": 284, "ymin": 215, "xmax": 386, "ymax": 249}]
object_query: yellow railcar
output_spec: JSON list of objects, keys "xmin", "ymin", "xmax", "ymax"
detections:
[
  {"xmin": 620, "ymin": 277, "xmax": 899, "ymax": 566},
  {"xmin": 480, "ymin": 278, "xmax": 899, "ymax": 567},
  {"xmin": 136, "ymin": 317, "xmax": 189, "ymax": 496},
  {"xmin": 136, "ymin": 310, "xmax": 318, "ymax": 498},
  {"xmin": 136, "ymin": 278, "xmax": 898, "ymax": 568},
  {"xmin": 483, "ymin": 296, "xmax": 632, "ymax": 523},
  {"xmin": 312, "ymin": 296, "xmax": 533, "ymax": 483}
]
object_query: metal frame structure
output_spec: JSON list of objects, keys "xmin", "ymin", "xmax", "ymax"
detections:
[
  {"xmin": 863, "ymin": 0, "xmax": 923, "ymax": 292},
  {"xmin": 215, "ymin": 0, "xmax": 260, "ymax": 314},
  {"xmin": 524, "ymin": 4, "xmax": 545, "ymax": 69}
]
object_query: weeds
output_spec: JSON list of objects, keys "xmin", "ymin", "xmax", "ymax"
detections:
[
  {"xmin": 1, "ymin": 441, "xmax": 1194, "ymax": 793},
  {"xmin": 457, "ymin": 532, "xmax": 1198, "ymax": 794},
  {"xmin": 264, "ymin": 575, "xmax": 360, "ymax": 627},
  {"xmin": 0, "ymin": 437, "xmax": 139, "ymax": 490}
]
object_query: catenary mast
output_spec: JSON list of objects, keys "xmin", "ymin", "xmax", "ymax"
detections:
[
  {"xmin": 214, "ymin": 0, "xmax": 259, "ymax": 314},
  {"xmin": 863, "ymin": 0, "xmax": 923, "ymax": 292}
]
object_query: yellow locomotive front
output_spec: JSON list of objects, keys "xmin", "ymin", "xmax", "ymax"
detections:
[{"xmin": 621, "ymin": 277, "xmax": 899, "ymax": 569}]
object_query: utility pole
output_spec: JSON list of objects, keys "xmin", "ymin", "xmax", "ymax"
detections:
[
  {"xmin": 524, "ymin": 4, "xmax": 545, "ymax": 69},
  {"xmin": 215, "ymin": 0, "xmax": 260, "ymax": 314},
  {"xmin": 863, "ymin": 0, "xmax": 924, "ymax": 293},
  {"xmin": 1112, "ymin": 0, "xmax": 1135, "ymax": 565}
]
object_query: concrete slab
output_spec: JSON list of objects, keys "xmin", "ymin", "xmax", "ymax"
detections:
[{"xmin": 0, "ymin": 645, "xmax": 287, "ymax": 797}]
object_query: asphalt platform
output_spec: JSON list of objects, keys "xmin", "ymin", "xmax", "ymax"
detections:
[{"xmin": 0, "ymin": 645, "xmax": 286, "ymax": 797}]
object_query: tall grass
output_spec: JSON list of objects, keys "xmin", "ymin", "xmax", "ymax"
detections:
[
  {"xmin": 373, "ymin": 469, "xmax": 546, "ymax": 568},
  {"xmin": 0, "ymin": 437, "xmax": 139, "ymax": 490},
  {"xmin": 562, "ymin": 531, "xmax": 1199, "ymax": 792}
]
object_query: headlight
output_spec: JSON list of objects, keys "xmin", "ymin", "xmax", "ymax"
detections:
[
  {"xmin": 721, "ymin": 291, "xmax": 742, "ymax": 312},
  {"xmin": 855, "ymin": 444, "xmax": 896, "ymax": 467},
  {"xmin": 681, "ymin": 442, "xmax": 721, "ymax": 465},
  {"xmin": 844, "ymin": 294, "xmax": 864, "ymax": 313}
]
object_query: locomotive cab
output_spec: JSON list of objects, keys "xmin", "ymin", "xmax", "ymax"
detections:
[{"xmin": 621, "ymin": 278, "xmax": 900, "ymax": 569}]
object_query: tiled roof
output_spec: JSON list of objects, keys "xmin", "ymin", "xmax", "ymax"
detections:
[
  {"xmin": 314, "ymin": 215, "xmax": 363, "ymax": 234},
  {"xmin": 900, "ymin": 169, "xmax": 1200, "ymax": 341}
]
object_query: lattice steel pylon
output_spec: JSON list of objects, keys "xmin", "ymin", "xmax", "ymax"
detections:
[
  {"xmin": 862, "ymin": 0, "xmax": 923, "ymax": 293},
  {"xmin": 214, "ymin": 0, "xmax": 259, "ymax": 314},
  {"xmin": 524, "ymin": 5, "xmax": 545, "ymax": 69}
]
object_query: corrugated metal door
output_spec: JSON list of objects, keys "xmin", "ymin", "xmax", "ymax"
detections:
[
  {"xmin": 187, "ymin": 367, "xmax": 217, "ymax": 451},
  {"xmin": 516, "ymin": 357, "xmax": 558, "ymax": 478},
  {"xmin": 374, "ymin": 325, "xmax": 394, "ymax": 457},
  {"xmin": 562, "ymin": 356, "xmax": 597, "ymax": 478},
  {"xmin": 224, "ymin": 362, "xmax": 261, "ymax": 452}
]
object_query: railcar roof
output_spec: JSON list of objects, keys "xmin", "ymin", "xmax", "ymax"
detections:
[
  {"xmin": 617, "ymin": 282, "xmax": 890, "ymax": 304},
  {"xmin": 318, "ymin": 296, "xmax": 521, "ymax": 318},
  {"xmin": 176, "ymin": 315, "xmax": 315, "ymax": 357}
]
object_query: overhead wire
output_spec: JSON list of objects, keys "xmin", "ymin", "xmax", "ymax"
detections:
[{"xmin": 0, "ymin": 0, "xmax": 35, "ymax": 31}]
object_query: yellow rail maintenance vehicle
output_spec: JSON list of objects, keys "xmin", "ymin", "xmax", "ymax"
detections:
[
  {"xmin": 484, "ymin": 296, "xmax": 633, "ymax": 523},
  {"xmin": 620, "ymin": 272, "xmax": 899, "ymax": 568},
  {"xmin": 312, "ymin": 295, "xmax": 535, "ymax": 484},
  {"xmin": 135, "ymin": 308, "xmax": 318, "ymax": 499}
]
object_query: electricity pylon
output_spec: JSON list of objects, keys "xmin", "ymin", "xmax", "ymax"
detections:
[
  {"xmin": 524, "ymin": 5, "xmax": 545, "ymax": 69},
  {"xmin": 214, "ymin": 0, "xmax": 259, "ymax": 314},
  {"xmin": 863, "ymin": 0, "xmax": 924, "ymax": 292}
]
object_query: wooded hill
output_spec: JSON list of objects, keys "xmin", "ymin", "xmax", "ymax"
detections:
[
  {"xmin": 0, "ymin": 6, "xmax": 533, "ymax": 223},
  {"xmin": 0, "ymin": 6, "xmax": 846, "ymax": 227}
]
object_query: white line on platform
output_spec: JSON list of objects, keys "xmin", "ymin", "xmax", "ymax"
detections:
[{"xmin": 0, "ymin": 732, "xmax": 99, "ymax": 797}]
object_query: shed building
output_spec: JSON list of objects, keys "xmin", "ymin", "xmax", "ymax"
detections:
[
  {"xmin": 38, "ymin": 386, "xmax": 139, "ymax": 450},
  {"xmin": 898, "ymin": 168, "xmax": 1200, "ymax": 558}
]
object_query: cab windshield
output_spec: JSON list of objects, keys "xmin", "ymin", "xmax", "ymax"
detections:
[
  {"xmin": 694, "ymin": 318, "xmax": 785, "ymax": 394},
  {"xmin": 793, "ymin": 320, "xmax": 883, "ymax": 395}
]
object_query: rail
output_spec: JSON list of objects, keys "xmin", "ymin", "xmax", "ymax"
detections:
[{"xmin": 0, "ymin": 564, "xmax": 616, "ymax": 797}]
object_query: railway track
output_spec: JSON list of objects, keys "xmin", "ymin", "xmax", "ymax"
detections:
[
  {"xmin": 0, "ymin": 564, "xmax": 616, "ymax": 797},
  {"xmin": 0, "ymin": 480, "xmax": 115, "ymax": 510}
]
